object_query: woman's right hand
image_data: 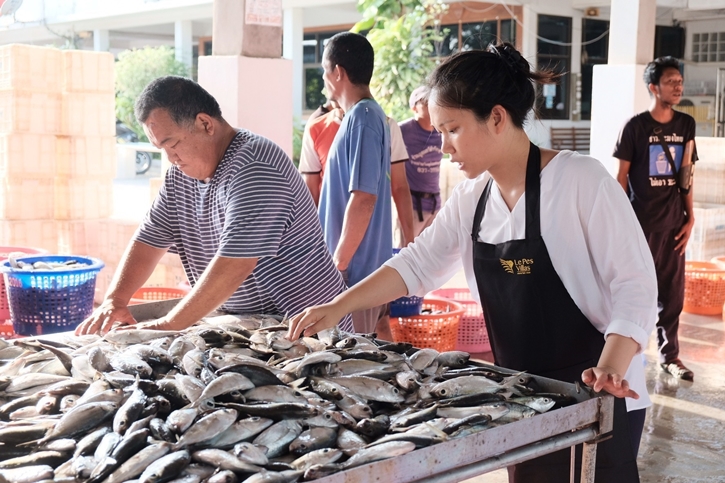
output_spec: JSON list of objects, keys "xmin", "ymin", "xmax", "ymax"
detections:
[
  {"xmin": 75, "ymin": 300, "xmax": 138, "ymax": 336},
  {"xmin": 287, "ymin": 303, "xmax": 346, "ymax": 340}
]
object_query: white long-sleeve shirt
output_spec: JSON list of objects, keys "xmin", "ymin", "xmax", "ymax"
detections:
[{"xmin": 385, "ymin": 150, "xmax": 657, "ymax": 411}]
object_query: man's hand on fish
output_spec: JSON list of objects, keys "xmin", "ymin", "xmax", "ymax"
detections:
[{"xmin": 75, "ymin": 300, "xmax": 138, "ymax": 335}]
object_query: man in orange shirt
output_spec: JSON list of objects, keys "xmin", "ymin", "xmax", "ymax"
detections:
[{"xmin": 298, "ymin": 102, "xmax": 344, "ymax": 205}]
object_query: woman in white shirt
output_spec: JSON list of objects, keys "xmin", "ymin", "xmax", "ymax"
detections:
[{"xmin": 288, "ymin": 43, "xmax": 656, "ymax": 482}]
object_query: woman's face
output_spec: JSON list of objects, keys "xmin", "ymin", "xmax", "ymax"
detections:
[{"xmin": 428, "ymin": 92, "xmax": 494, "ymax": 179}]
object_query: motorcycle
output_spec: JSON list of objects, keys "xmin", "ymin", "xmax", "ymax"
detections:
[{"xmin": 116, "ymin": 120, "xmax": 153, "ymax": 175}]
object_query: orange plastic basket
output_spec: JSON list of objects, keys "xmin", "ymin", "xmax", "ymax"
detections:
[
  {"xmin": 431, "ymin": 288, "xmax": 491, "ymax": 353},
  {"xmin": 130, "ymin": 287, "xmax": 189, "ymax": 305},
  {"xmin": 390, "ymin": 297, "xmax": 464, "ymax": 352},
  {"xmin": 683, "ymin": 261, "xmax": 725, "ymax": 315}
]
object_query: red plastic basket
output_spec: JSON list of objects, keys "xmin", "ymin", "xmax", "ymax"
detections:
[
  {"xmin": 430, "ymin": 288, "xmax": 491, "ymax": 353},
  {"xmin": 390, "ymin": 297, "xmax": 464, "ymax": 352},
  {"xmin": 130, "ymin": 286, "xmax": 189, "ymax": 305},
  {"xmin": 0, "ymin": 246, "xmax": 48, "ymax": 322}
]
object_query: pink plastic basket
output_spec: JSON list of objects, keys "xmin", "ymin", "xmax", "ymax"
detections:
[
  {"xmin": 0, "ymin": 246, "xmax": 48, "ymax": 322},
  {"xmin": 430, "ymin": 288, "xmax": 491, "ymax": 353}
]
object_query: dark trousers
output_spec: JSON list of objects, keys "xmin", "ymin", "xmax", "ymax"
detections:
[{"xmin": 644, "ymin": 229, "xmax": 685, "ymax": 363}]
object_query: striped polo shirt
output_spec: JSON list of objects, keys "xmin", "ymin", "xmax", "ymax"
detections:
[{"xmin": 135, "ymin": 130, "xmax": 353, "ymax": 332}]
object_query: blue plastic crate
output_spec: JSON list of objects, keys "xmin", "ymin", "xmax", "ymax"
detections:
[
  {"xmin": 1, "ymin": 255, "xmax": 104, "ymax": 335},
  {"xmin": 390, "ymin": 248, "xmax": 423, "ymax": 317}
]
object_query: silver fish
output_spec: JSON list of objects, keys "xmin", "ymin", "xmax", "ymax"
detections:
[
  {"xmin": 208, "ymin": 417, "xmax": 274, "ymax": 448},
  {"xmin": 341, "ymin": 441, "xmax": 416, "ymax": 469},
  {"xmin": 329, "ymin": 376, "xmax": 404, "ymax": 403},
  {"xmin": 173, "ymin": 408, "xmax": 237, "ymax": 449},
  {"xmin": 190, "ymin": 449, "xmax": 261, "ymax": 474},
  {"xmin": 166, "ymin": 408, "xmax": 199, "ymax": 434},
  {"xmin": 253, "ymin": 420, "xmax": 303, "ymax": 458},
  {"xmin": 290, "ymin": 447, "xmax": 342, "ymax": 471},
  {"xmin": 232, "ymin": 442, "xmax": 269, "ymax": 466},
  {"xmin": 113, "ymin": 388, "xmax": 147, "ymax": 434},
  {"xmin": 436, "ymin": 402, "xmax": 510, "ymax": 421},
  {"xmin": 138, "ymin": 450, "xmax": 191, "ymax": 483},
  {"xmin": 289, "ymin": 427, "xmax": 337, "ymax": 455},
  {"xmin": 101, "ymin": 442, "xmax": 172, "ymax": 483},
  {"xmin": 194, "ymin": 373, "xmax": 254, "ymax": 405}
]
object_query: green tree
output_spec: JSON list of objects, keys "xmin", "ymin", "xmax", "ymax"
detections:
[
  {"xmin": 353, "ymin": 0, "xmax": 447, "ymax": 122},
  {"xmin": 115, "ymin": 46, "xmax": 189, "ymax": 140}
]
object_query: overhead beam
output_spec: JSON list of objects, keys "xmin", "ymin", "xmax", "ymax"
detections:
[{"xmin": 0, "ymin": 1, "xmax": 212, "ymax": 44}]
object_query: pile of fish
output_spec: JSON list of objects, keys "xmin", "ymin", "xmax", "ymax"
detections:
[
  {"xmin": 6, "ymin": 254, "xmax": 89, "ymax": 271},
  {"xmin": 0, "ymin": 314, "xmax": 573, "ymax": 483}
]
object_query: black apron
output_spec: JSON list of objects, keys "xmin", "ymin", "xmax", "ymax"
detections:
[{"xmin": 471, "ymin": 143, "xmax": 640, "ymax": 483}]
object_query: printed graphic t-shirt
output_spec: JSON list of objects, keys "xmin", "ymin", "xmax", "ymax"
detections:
[
  {"xmin": 399, "ymin": 118, "xmax": 443, "ymax": 213},
  {"xmin": 613, "ymin": 110, "xmax": 698, "ymax": 233}
]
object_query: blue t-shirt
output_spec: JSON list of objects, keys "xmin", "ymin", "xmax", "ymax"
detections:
[{"xmin": 319, "ymin": 99, "xmax": 392, "ymax": 287}]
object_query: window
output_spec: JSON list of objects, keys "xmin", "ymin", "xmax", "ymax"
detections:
[
  {"xmin": 692, "ymin": 31, "xmax": 725, "ymax": 63},
  {"xmin": 537, "ymin": 15, "xmax": 572, "ymax": 120},
  {"xmin": 581, "ymin": 19, "xmax": 609, "ymax": 120},
  {"xmin": 460, "ymin": 21, "xmax": 497, "ymax": 51},
  {"xmin": 655, "ymin": 26, "xmax": 685, "ymax": 59},
  {"xmin": 433, "ymin": 19, "xmax": 516, "ymax": 58},
  {"xmin": 302, "ymin": 30, "xmax": 346, "ymax": 110}
]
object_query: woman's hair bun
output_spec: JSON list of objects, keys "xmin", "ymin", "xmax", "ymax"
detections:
[{"xmin": 487, "ymin": 42, "xmax": 529, "ymax": 74}]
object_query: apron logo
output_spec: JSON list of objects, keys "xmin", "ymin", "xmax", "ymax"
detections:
[{"xmin": 500, "ymin": 258, "xmax": 533, "ymax": 275}]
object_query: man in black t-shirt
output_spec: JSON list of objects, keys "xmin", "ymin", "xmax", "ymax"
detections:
[{"xmin": 614, "ymin": 56, "xmax": 697, "ymax": 381}]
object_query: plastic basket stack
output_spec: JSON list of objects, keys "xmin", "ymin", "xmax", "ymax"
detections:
[
  {"xmin": 390, "ymin": 297, "xmax": 464, "ymax": 352},
  {"xmin": 1, "ymin": 254, "xmax": 104, "ymax": 335},
  {"xmin": 431, "ymin": 288, "xmax": 491, "ymax": 353},
  {"xmin": 0, "ymin": 246, "xmax": 47, "ymax": 337},
  {"xmin": 129, "ymin": 286, "xmax": 190, "ymax": 305},
  {"xmin": 683, "ymin": 261, "xmax": 725, "ymax": 315}
]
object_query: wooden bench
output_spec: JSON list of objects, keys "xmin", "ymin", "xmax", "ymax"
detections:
[{"xmin": 550, "ymin": 127, "xmax": 591, "ymax": 152}]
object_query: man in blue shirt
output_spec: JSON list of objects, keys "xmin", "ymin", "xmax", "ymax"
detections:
[{"xmin": 317, "ymin": 32, "xmax": 393, "ymax": 336}]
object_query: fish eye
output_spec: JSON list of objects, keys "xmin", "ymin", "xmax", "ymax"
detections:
[{"xmin": 440, "ymin": 389, "xmax": 447, "ymax": 395}]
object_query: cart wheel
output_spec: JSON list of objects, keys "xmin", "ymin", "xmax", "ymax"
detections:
[{"xmin": 136, "ymin": 151, "xmax": 153, "ymax": 175}]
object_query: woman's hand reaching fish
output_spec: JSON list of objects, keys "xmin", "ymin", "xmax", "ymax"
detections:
[
  {"xmin": 75, "ymin": 300, "xmax": 138, "ymax": 335},
  {"xmin": 287, "ymin": 303, "xmax": 345, "ymax": 340},
  {"xmin": 581, "ymin": 365, "xmax": 639, "ymax": 399}
]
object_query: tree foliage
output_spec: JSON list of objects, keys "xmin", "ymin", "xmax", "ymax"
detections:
[
  {"xmin": 115, "ymin": 46, "xmax": 189, "ymax": 140},
  {"xmin": 353, "ymin": 0, "xmax": 447, "ymax": 122}
]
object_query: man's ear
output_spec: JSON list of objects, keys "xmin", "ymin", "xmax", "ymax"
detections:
[
  {"xmin": 648, "ymin": 83, "xmax": 658, "ymax": 97},
  {"xmin": 196, "ymin": 113, "xmax": 215, "ymax": 135},
  {"xmin": 334, "ymin": 64, "xmax": 346, "ymax": 82}
]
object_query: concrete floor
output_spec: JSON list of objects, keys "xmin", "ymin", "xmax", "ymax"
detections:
[{"xmin": 460, "ymin": 311, "xmax": 725, "ymax": 483}]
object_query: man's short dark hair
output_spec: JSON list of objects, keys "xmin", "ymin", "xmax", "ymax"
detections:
[
  {"xmin": 325, "ymin": 32, "xmax": 374, "ymax": 86},
  {"xmin": 135, "ymin": 76, "xmax": 222, "ymax": 126},
  {"xmin": 643, "ymin": 56, "xmax": 681, "ymax": 86}
]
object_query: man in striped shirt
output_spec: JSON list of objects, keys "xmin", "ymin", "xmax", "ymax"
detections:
[{"xmin": 76, "ymin": 76, "xmax": 353, "ymax": 335}]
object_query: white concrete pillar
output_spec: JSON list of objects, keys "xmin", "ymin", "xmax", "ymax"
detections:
[
  {"xmin": 570, "ymin": 14, "xmax": 582, "ymax": 121},
  {"xmin": 608, "ymin": 0, "xmax": 656, "ymax": 65},
  {"xmin": 175, "ymin": 20, "xmax": 193, "ymax": 69},
  {"xmin": 93, "ymin": 29, "xmax": 109, "ymax": 52},
  {"xmin": 590, "ymin": 0, "xmax": 656, "ymax": 175},
  {"xmin": 521, "ymin": 5, "xmax": 538, "ymax": 68},
  {"xmin": 283, "ymin": 7, "xmax": 304, "ymax": 122},
  {"xmin": 199, "ymin": 56, "xmax": 294, "ymax": 157}
]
